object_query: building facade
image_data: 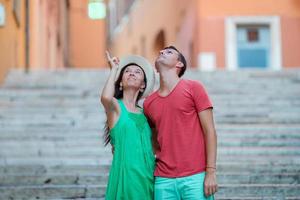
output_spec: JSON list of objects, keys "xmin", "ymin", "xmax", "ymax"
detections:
[
  {"xmin": 108, "ymin": 0, "xmax": 300, "ymax": 70},
  {"xmin": 0, "ymin": 0, "xmax": 107, "ymax": 83}
]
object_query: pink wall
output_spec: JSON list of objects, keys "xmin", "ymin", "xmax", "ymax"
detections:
[
  {"xmin": 198, "ymin": 17, "xmax": 225, "ymax": 68},
  {"xmin": 29, "ymin": 0, "xmax": 67, "ymax": 69},
  {"xmin": 196, "ymin": 0, "xmax": 300, "ymax": 68},
  {"xmin": 176, "ymin": 4, "xmax": 197, "ymax": 67},
  {"xmin": 281, "ymin": 16, "xmax": 300, "ymax": 67}
]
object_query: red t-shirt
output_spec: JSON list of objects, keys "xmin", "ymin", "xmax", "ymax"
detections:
[{"xmin": 143, "ymin": 79, "xmax": 213, "ymax": 178}]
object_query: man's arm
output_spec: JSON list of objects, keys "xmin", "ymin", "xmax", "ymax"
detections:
[
  {"xmin": 145, "ymin": 115, "xmax": 159, "ymax": 154},
  {"xmin": 198, "ymin": 108, "xmax": 218, "ymax": 197}
]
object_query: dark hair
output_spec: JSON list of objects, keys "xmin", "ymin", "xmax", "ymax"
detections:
[
  {"xmin": 103, "ymin": 63, "xmax": 147, "ymax": 146},
  {"xmin": 163, "ymin": 46, "xmax": 187, "ymax": 77}
]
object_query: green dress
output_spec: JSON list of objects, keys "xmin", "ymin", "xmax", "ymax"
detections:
[{"xmin": 105, "ymin": 99, "xmax": 155, "ymax": 200}]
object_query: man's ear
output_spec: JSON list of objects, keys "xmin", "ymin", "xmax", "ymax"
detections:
[{"xmin": 175, "ymin": 61, "xmax": 184, "ymax": 69}]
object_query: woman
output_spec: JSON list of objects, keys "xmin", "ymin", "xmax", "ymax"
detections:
[{"xmin": 101, "ymin": 51, "xmax": 155, "ymax": 200}]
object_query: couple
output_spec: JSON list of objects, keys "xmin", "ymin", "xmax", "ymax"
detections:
[{"xmin": 101, "ymin": 46, "xmax": 218, "ymax": 200}]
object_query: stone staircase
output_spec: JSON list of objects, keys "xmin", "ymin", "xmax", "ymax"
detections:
[{"xmin": 0, "ymin": 69, "xmax": 299, "ymax": 200}]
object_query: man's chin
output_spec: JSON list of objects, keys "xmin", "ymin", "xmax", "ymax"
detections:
[{"xmin": 155, "ymin": 59, "xmax": 162, "ymax": 66}]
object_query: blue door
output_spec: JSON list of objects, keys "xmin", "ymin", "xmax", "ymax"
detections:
[{"xmin": 237, "ymin": 26, "xmax": 270, "ymax": 68}]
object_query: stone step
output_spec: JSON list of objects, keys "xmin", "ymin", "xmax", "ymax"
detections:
[
  {"xmin": 218, "ymin": 138, "xmax": 300, "ymax": 147},
  {"xmin": 0, "ymin": 148, "xmax": 110, "ymax": 157},
  {"xmin": 0, "ymin": 89, "xmax": 98, "ymax": 98},
  {"xmin": 0, "ymin": 129, "xmax": 298, "ymax": 139},
  {"xmin": 0, "ymin": 184, "xmax": 105, "ymax": 199},
  {"xmin": 1, "ymin": 95, "xmax": 299, "ymax": 104},
  {"xmin": 1, "ymin": 146, "xmax": 299, "ymax": 158},
  {"xmin": 4, "ymin": 81, "xmax": 300, "ymax": 91},
  {"xmin": 215, "ymin": 118, "xmax": 300, "ymax": 124},
  {"xmin": 1, "ymin": 162, "xmax": 299, "ymax": 175},
  {"xmin": 1, "ymin": 155, "xmax": 298, "ymax": 166},
  {"xmin": 1, "ymin": 122, "xmax": 299, "ymax": 130},
  {"xmin": 1, "ymin": 104, "xmax": 299, "ymax": 112},
  {"xmin": 1, "ymin": 125, "xmax": 299, "ymax": 134},
  {"xmin": 1, "ymin": 108, "xmax": 300, "ymax": 119},
  {"xmin": 5, "ymin": 77, "xmax": 299, "ymax": 86},
  {"xmin": 217, "ymin": 146, "xmax": 300, "ymax": 156},
  {"xmin": 0, "ymin": 97, "xmax": 299, "ymax": 105},
  {"xmin": 0, "ymin": 157, "xmax": 112, "ymax": 166},
  {"xmin": 217, "ymin": 173, "xmax": 300, "ymax": 184},
  {"xmin": 3, "ymin": 83, "xmax": 299, "ymax": 93},
  {"xmin": 0, "ymin": 137, "xmax": 299, "ymax": 147},
  {"xmin": 215, "ymin": 184, "xmax": 300, "ymax": 197},
  {"xmin": 1, "ymin": 98, "xmax": 299, "ymax": 109},
  {"xmin": 1, "ymin": 173, "xmax": 299, "ymax": 187},
  {"xmin": 0, "ymin": 174, "xmax": 109, "ymax": 186},
  {"xmin": 1, "ymin": 69, "xmax": 299, "ymax": 199},
  {"xmin": 1, "ymin": 184, "xmax": 299, "ymax": 199},
  {"xmin": 0, "ymin": 115, "xmax": 103, "ymax": 122},
  {"xmin": 0, "ymin": 85, "xmax": 299, "ymax": 93},
  {"xmin": 0, "ymin": 140, "xmax": 104, "ymax": 147},
  {"xmin": 1, "ymin": 119, "xmax": 299, "ymax": 128},
  {"xmin": 1, "ymin": 116, "xmax": 299, "ymax": 126},
  {"xmin": 0, "ymin": 121, "xmax": 105, "ymax": 129}
]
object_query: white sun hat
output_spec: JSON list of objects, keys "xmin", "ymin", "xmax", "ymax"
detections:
[{"xmin": 116, "ymin": 55, "xmax": 155, "ymax": 98}]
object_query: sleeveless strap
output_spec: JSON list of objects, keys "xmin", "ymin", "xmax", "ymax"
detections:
[{"xmin": 117, "ymin": 99, "xmax": 127, "ymax": 114}]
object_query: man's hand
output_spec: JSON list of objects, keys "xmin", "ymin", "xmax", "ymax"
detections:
[{"xmin": 204, "ymin": 169, "xmax": 218, "ymax": 197}]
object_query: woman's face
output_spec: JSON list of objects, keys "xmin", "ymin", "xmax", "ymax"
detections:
[{"xmin": 121, "ymin": 65, "xmax": 145, "ymax": 91}]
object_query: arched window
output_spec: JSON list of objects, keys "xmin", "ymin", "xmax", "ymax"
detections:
[{"xmin": 153, "ymin": 30, "xmax": 166, "ymax": 53}]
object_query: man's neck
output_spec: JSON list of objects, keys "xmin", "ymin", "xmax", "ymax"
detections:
[{"xmin": 158, "ymin": 69, "xmax": 181, "ymax": 96}]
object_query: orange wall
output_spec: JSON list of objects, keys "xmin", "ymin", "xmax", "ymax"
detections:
[
  {"xmin": 109, "ymin": 0, "xmax": 194, "ymax": 67},
  {"xmin": 68, "ymin": 0, "xmax": 107, "ymax": 68},
  {"xmin": 0, "ymin": 0, "xmax": 108, "ymax": 84},
  {"xmin": 0, "ymin": 0, "xmax": 26, "ymax": 82},
  {"xmin": 109, "ymin": 0, "xmax": 300, "ymax": 69},
  {"xmin": 197, "ymin": 0, "xmax": 300, "ymax": 68},
  {"xmin": 29, "ymin": 0, "xmax": 68, "ymax": 69}
]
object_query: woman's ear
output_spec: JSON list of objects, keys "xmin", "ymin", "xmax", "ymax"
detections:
[{"xmin": 140, "ymin": 82, "xmax": 146, "ymax": 92}]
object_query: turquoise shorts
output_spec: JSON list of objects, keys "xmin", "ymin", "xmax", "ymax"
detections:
[{"xmin": 154, "ymin": 172, "xmax": 214, "ymax": 200}]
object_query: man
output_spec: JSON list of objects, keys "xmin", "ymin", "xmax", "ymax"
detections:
[{"xmin": 144, "ymin": 46, "xmax": 218, "ymax": 200}]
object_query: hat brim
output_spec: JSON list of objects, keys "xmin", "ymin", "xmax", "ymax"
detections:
[{"xmin": 115, "ymin": 55, "xmax": 155, "ymax": 98}]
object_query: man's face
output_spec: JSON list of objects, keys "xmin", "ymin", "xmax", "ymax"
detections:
[{"xmin": 155, "ymin": 48, "xmax": 180, "ymax": 70}]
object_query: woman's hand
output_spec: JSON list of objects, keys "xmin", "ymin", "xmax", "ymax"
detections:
[
  {"xmin": 106, "ymin": 51, "xmax": 120, "ymax": 70},
  {"xmin": 101, "ymin": 50, "xmax": 121, "ymax": 129}
]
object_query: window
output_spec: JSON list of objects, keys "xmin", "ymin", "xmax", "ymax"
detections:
[
  {"xmin": 0, "ymin": 3, "xmax": 5, "ymax": 27},
  {"xmin": 88, "ymin": 0, "xmax": 106, "ymax": 20},
  {"xmin": 247, "ymin": 29, "xmax": 259, "ymax": 42}
]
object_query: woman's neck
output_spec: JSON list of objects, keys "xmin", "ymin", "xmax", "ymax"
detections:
[{"xmin": 122, "ymin": 90, "xmax": 140, "ymax": 111}]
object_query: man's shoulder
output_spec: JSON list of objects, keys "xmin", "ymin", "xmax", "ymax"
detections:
[
  {"xmin": 144, "ymin": 90, "xmax": 159, "ymax": 106},
  {"xmin": 181, "ymin": 79, "xmax": 204, "ymax": 88}
]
